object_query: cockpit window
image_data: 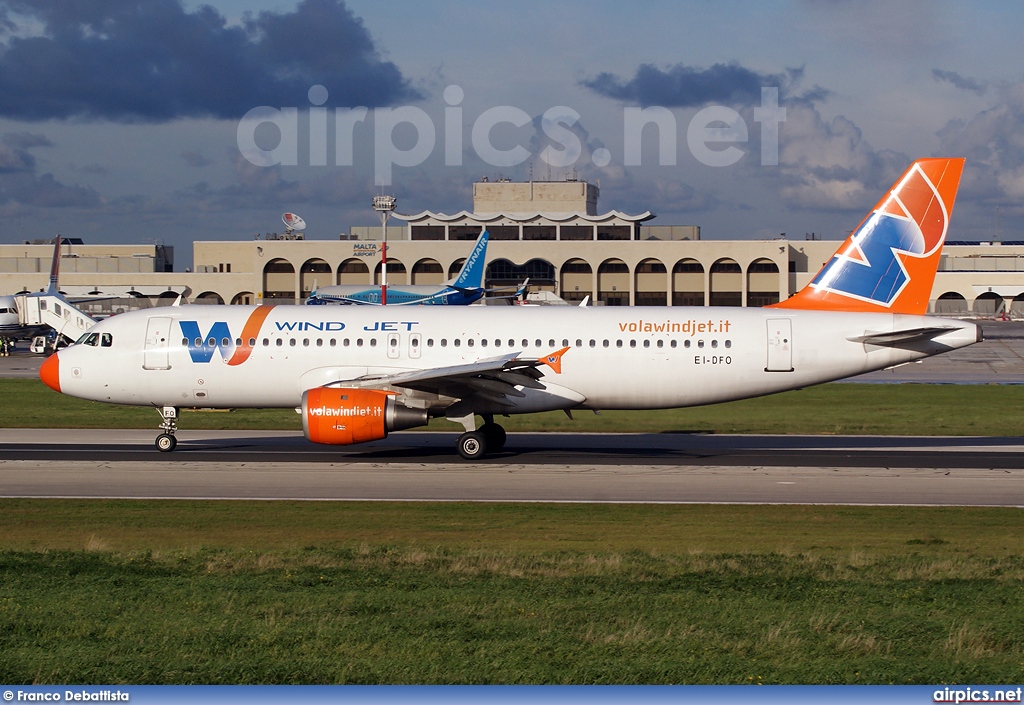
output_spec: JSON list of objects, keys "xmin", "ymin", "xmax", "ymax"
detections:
[
  {"xmin": 78, "ymin": 332, "xmax": 100, "ymax": 346},
  {"xmin": 100, "ymin": 333, "xmax": 112, "ymax": 347}
]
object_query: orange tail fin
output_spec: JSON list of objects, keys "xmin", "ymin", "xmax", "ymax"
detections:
[{"xmin": 770, "ymin": 158, "xmax": 964, "ymax": 315}]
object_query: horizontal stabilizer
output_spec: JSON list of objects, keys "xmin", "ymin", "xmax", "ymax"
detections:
[{"xmin": 847, "ymin": 326, "xmax": 957, "ymax": 347}]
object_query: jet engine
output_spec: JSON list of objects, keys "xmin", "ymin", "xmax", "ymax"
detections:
[{"xmin": 301, "ymin": 387, "xmax": 428, "ymax": 445}]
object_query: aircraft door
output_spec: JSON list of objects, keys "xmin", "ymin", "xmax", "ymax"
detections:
[
  {"xmin": 387, "ymin": 332, "xmax": 401, "ymax": 359},
  {"xmin": 409, "ymin": 333, "xmax": 422, "ymax": 359},
  {"xmin": 143, "ymin": 316, "xmax": 172, "ymax": 370},
  {"xmin": 765, "ymin": 318, "xmax": 793, "ymax": 372}
]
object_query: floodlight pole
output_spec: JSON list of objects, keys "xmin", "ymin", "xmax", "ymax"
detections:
[{"xmin": 373, "ymin": 195, "xmax": 397, "ymax": 305}]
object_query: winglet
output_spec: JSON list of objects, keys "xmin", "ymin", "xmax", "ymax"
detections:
[
  {"xmin": 770, "ymin": 158, "xmax": 964, "ymax": 315},
  {"xmin": 538, "ymin": 346, "xmax": 570, "ymax": 374}
]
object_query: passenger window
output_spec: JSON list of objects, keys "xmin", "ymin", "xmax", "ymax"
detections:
[
  {"xmin": 495, "ymin": 339, "xmax": 501, "ymax": 347},
  {"xmin": 521, "ymin": 339, "xmax": 528, "ymax": 347},
  {"xmin": 468, "ymin": 339, "xmax": 475, "ymax": 347},
  {"xmin": 441, "ymin": 339, "xmax": 447, "ymax": 347},
  {"xmin": 508, "ymin": 339, "xmax": 515, "ymax": 347},
  {"xmin": 697, "ymin": 340, "xmax": 704, "ymax": 349},
  {"xmin": 672, "ymin": 340, "xmax": 678, "ymax": 348},
  {"xmin": 181, "ymin": 338, "xmax": 188, "ymax": 346},
  {"xmin": 629, "ymin": 340, "xmax": 636, "ymax": 348},
  {"xmin": 427, "ymin": 339, "xmax": 434, "ymax": 347},
  {"xmin": 643, "ymin": 340, "xmax": 650, "ymax": 348},
  {"xmin": 357, "ymin": 339, "xmax": 364, "ymax": 347},
  {"xmin": 575, "ymin": 339, "xmax": 582, "ymax": 347},
  {"xmin": 370, "ymin": 338, "xmax": 377, "ymax": 347},
  {"xmin": 330, "ymin": 339, "xmax": 336, "ymax": 347},
  {"xmin": 534, "ymin": 339, "xmax": 541, "ymax": 347},
  {"xmin": 248, "ymin": 338, "xmax": 255, "ymax": 347},
  {"xmin": 194, "ymin": 338, "xmax": 202, "ymax": 347},
  {"xmin": 602, "ymin": 340, "xmax": 609, "ymax": 348},
  {"xmin": 682, "ymin": 340, "xmax": 689, "ymax": 348},
  {"xmin": 288, "ymin": 338, "xmax": 296, "ymax": 347},
  {"xmin": 208, "ymin": 338, "xmax": 216, "ymax": 346},
  {"xmin": 589, "ymin": 340, "xmax": 596, "ymax": 348},
  {"xmin": 657, "ymin": 340, "xmax": 663, "ymax": 348},
  {"xmin": 454, "ymin": 339, "xmax": 461, "ymax": 348},
  {"xmin": 100, "ymin": 333, "xmax": 112, "ymax": 347},
  {"xmin": 316, "ymin": 339, "xmax": 323, "ymax": 347},
  {"xmin": 235, "ymin": 338, "xmax": 242, "ymax": 347},
  {"xmin": 725, "ymin": 340, "xmax": 732, "ymax": 348},
  {"xmin": 303, "ymin": 338, "xmax": 309, "ymax": 347},
  {"xmin": 411, "ymin": 338, "xmax": 419, "ymax": 348},
  {"xmin": 344, "ymin": 339, "xmax": 350, "ymax": 347},
  {"xmin": 616, "ymin": 340, "xmax": 623, "ymax": 348},
  {"xmin": 276, "ymin": 339, "xmax": 283, "ymax": 347},
  {"xmin": 548, "ymin": 339, "xmax": 555, "ymax": 347},
  {"xmin": 262, "ymin": 338, "xmax": 269, "ymax": 346},
  {"xmin": 711, "ymin": 340, "xmax": 718, "ymax": 348},
  {"xmin": 479, "ymin": 339, "xmax": 486, "ymax": 347}
]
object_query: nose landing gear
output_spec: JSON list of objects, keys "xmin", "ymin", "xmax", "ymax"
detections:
[{"xmin": 155, "ymin": 406, "xmax": 178, "ymax": 452}]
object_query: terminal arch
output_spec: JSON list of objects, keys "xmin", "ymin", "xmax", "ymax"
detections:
[
  {"xmin": 486, "ymin": 258, "xmax": 555, "ymax": 290},
  {"xmin": 973, "ymin": 291, "xmax": 1004, "ymax": 316},
  {"xmin": 672, "ymin": 258, "xmax": 705, "ymax": 306},
  {"xmin": 194, "ymin": 291, "xmax": 224, "ymax": 305},
  {"xmin": 230, "ymin": 291, "xmax": 254, "ymax": 305},
  {"xmin": 300, "ymin": 258, "xmax": 331, "ymax": 298},
  {"xmin": 374, "ymin": 259, "xmax": 407, "ymax": 285},
  {"xmin": 337, "ymin": 258, "xmax": 369, "ymax": 285},
  {"xmin": 709, "ymin": 258, "xmax": 742, "ymax": 307},
  {"xmin": 598, "ymin": 258, "xmax": 629, "ymax": 306},
  {"xmin": 448, "ymin": 258, "xmax": 466, "ymax": 280},
  {"xmin": 746, "ymin": 258, "xmax": 780, "ymax": 307},
  {"xmin": 935, "ymin": 292, "xmax": 968, "ymax": 315},
  {"xmin": 634, "ymin": 258, "xmax": 668, "ymax": 306},
  {"xmin": 560, "ymin": 258, "xmax": 593, "ymax": 303},
  {"xmin": 262, "ymin": 258, "xmax": 295, "ymax": 301},
  {"xmin": 1010, "ymin": 294, "xmax": 1024, "ymax": 318},
  {"xmin": 412, "ymin": 258, "xmax": 444, "ymax": 285}
]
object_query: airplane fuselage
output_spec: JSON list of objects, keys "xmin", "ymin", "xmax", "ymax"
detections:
[{"xmin": 49, "ymin": 303, "xmax": 980, "ymax": 414}]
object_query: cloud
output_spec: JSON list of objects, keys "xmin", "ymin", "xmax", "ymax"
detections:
[
  {"xmin": 932, "ymin": 69, "xmax": 987, "ymax": 95},
  {"xmin": 774, "ymin": 103, "xmax": 908, "ymax": 210},
  {"xmin": 180, "ymin": 150, "xmax": 212, "ymax": 168},
  {"xmin": 937, "ymin": 81, "xmax": 1024, "ymax": 205},
  {"xmin": 580, "ymin": 62, "xmax": 788, "ymax": 108},
  {"xmin": 0, "ymin": 131, "xmax": 101, "ymax": 206},
  {"xmin": 0, "ymin": 0, "xmax": 420, "ymax": 122}
]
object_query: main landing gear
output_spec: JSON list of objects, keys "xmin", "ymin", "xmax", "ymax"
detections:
[
  {"xmin": 155, "ymin": 406, "xmax": 178, "ymax": 452},
  {"xmin": 456, "ymin": 415, "xmax": 507, "ymax": 460}
]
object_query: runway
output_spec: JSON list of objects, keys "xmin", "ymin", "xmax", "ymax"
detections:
[
  {"xmin": 1, "ymin": 429, "xmax": 1021, "ymax": 506},
  {"xmin": 2, "ymin": 321, "xmax": 1022, "ymax": 506}
]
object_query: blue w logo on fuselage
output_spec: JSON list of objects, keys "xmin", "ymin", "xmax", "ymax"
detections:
[
  {"xmin": 179, "ymin": 320, "xmax": 234, "ymax": 362},
  {"xmin": 811, "ymin": 213, "xmax": 922, "ymax": 306}
]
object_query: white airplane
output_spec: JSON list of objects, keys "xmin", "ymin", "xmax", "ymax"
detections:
[
  {"xmin": 40, "ymin": 158, "xmax": 980, "ymax": 459},
  {"xmin": 1, "ymin": 237, "xmax": 80, "ymax": 348}
]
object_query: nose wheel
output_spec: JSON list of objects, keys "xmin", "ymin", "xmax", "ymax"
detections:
[
  {"xmin": 156, "ymin": 433, "xmax": 177, "ymax": 452},
  {"xmin": 155, "ymin": 406, "xmax": 179, "ymax": 452}
]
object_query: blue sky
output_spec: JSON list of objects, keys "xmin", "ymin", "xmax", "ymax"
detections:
[{"xmin": 0, "ymin": 0, "xmax": 1022, "ymax": 267}]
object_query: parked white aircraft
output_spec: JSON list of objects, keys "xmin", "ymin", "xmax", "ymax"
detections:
[{"xmin": 40, "ymin": 158, "xmax": 979, "ymax": 458}]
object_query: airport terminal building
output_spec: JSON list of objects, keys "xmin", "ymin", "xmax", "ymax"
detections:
[{"xmin": 1, "ymin": 178, "xmax": 1023, "ymax": 317}]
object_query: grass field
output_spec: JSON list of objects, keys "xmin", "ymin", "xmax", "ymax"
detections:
[
  {"xmin": 1, "ymin": 501, "xmax": 1022, "ymax": 684},
  {"xmin": 3, "ymin": 381, "xmax": 1023, "ymax": 684},
  {"xmin": 5, "ymin": 378, "xmax": 1024, "ymax": 435}
]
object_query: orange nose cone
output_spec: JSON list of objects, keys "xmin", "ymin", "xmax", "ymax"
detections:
[{"xmin": 39, "ymin": 352, "xmax": 61, "ymax": 392}]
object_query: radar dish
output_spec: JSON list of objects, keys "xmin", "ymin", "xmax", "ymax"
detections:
[{"xmin": 282, "ymin": 212, "xmax": 306, "ymax": 232}]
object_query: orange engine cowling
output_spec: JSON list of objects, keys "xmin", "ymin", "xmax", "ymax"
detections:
[{"xmin": 302, "ymin": 388, "xmax": 428, "ymax": 445}]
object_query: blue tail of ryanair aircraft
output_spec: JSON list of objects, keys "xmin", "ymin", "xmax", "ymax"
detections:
[{"xmin": 450, "ymin": 228, "xmax": 489, "ymax": 290}]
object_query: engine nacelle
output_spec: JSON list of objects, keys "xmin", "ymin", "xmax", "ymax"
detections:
[{"xmin": 302, "ymin": 388, "xmax": 428, "ymax": 445}]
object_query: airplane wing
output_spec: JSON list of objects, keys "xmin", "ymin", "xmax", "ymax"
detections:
[{"xmin": 326, "ymin": 350, "xmax": 564, "ymax": 407}]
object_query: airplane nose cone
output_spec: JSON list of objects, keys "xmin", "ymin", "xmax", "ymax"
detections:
[{"xmin": 39, "ymin": 352, "xmax": 61, "ymax": 392}]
